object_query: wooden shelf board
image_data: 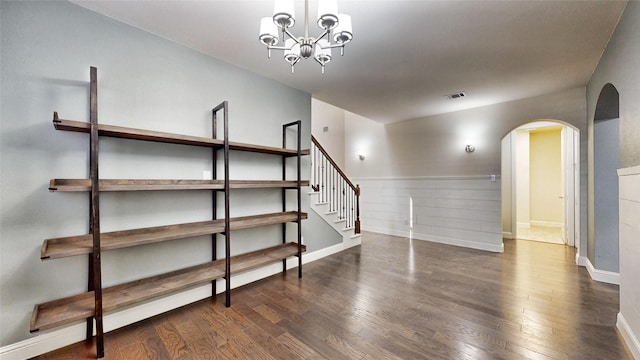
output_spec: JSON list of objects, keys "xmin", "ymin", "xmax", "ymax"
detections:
[
  {"xmin": 229, "ymin": 142, "xmax": 311, "ymax": 157},
  {"xmin": 53, "ymin": 119, "xmax": 309, "ymax": 156},
  {"xmin": 30, "ymin": 242, "xmax": 305, "ymax": 333},
  {"xmin": 41, "ymin": 212, "xmax": 307, "ymax": 260},
  {"xmin": 49, "ymin": 179, "xmax": 310, "ymax": 192}
]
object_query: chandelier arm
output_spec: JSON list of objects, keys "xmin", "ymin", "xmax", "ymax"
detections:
[
  {"xmin": 267, "ymin": 45, "xmax": 294, "ymax": 51},
  {"xmin": 283, "ymin": 28, "xmax": 302, "ymax": 44},
  {"xmin": 314, "ymin": 57, "xmax": 327, "ymax": 74},
  {"xmin": 323, "ymin": 43, "xmax": 346, "ymax": 49},
  {"xmin": 314, "ymin": 41, "xmax": 346, "ymax": 56},
  {"xmin": 311, "ymin": 29, "xmax": 330, "ymax": 46},
  {"xmin": 267, "ymin": 39, "xmax": 295, "ymax": 51}
]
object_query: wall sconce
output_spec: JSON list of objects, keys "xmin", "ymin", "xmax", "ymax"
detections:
[
  {"xmin": 358, "ymin": 154, "xmax": 366, "ymax": 160},
  {"xmin": 465, "ymin": 145, "xmax": 475, "ymax": 153}
]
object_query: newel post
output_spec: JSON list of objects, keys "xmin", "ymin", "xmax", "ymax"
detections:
[{"xmin": 355, "ymin": 184, "xmax": 361, "ymax": 234}]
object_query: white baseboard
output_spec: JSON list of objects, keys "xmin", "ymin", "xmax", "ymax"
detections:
[
  {"xmin": 576, "ymin": 253, "xmax": 588, "ymax": 267},
  {"xmin": 0, "ymin": 323, "xmax": 88, "ymax": 360},
  {"xmin": 362, "ymin": 226, "xmax": 503, "ymax": 253},
  {"xmin": 581, "ymin": 256, "xmax": 620, "ymax": 285},
  {"xmin": 517, "ymin": 221, "xmax": 531, "ymax": 229},
  {"xmin": 0, "ymin": 241, "xmax": 360, "ymax": 360},
  {"xmin": 530, "ymin": 220, "xmax": 564, "ymax": 228},
  {"xmin": 363, "ymin": 225, "xmax": 408, "ymax": 239},
  {"xmin": 411, "ymin": 231, "xmax": 504, "ymax": 253},
  {"xmin": 502, "ymin": 231, "xmax": 514, "ymax": 239},
  {"xmin": 301, "ymin": 238, "xmax": 361, "ymax": 263},
  {"xmin": 617, "ymin": 313, "xmax": 640, "ymax": 360}
]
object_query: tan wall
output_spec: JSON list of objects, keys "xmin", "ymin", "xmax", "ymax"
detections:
[{"xmin": 529, "ymin": 127, "xmax": 563, "ymax": 226}]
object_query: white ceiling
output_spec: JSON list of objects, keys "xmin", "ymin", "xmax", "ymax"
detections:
[{"xmin": 70, "ymin": 0, "xmax": 627, "ymax": 123}]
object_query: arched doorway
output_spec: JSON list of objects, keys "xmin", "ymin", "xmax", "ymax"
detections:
[
  {"xmin": 591, "ymin": 83, "xmax": 620, "ymax": 274},
  {"xmin": 502, "ymin": 120, "xmax": 580, "ymax": 246}
]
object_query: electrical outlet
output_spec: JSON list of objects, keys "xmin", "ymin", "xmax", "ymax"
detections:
[
  {"xmin": 301, "ymin": 236, "xmax": 305, "ymax": 245},
  {"xmin": 203, "ymin": 170, "xmax": 212, "ymax": 180},
  {"xmin": 491, "ymin": 174, "xmax": 496, "ymax": 182}
]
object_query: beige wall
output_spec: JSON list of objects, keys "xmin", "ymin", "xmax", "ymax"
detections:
[
  {"xmin": 346, "ymin": 87, "xmax": 587, "ymax": 252},
  {"xmin": 345, "ymin": 90, "xmax": 588, "ymax": 208},
  {"xmin": 347, "ymin": 88, "xmax": 586, "ymax": 179},
  {"xmin": 529, "ymin": 127, "xmax": 563, "ymax": 226},
  {"xmin": 501, "ymin": 132, "xmax": 514, "ymax": 237},
  {"xmin": 312, "ymin": 98, "xmax": 346, "ymax": 169},
  {"xmin": 344, "ymin": 110, "xmax": 393, "ymax": 178}
]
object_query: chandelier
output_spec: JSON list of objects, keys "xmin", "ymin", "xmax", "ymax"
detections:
[{"xmin": 259, "ymin": 0, "xmax": 353, "ymax": 74}]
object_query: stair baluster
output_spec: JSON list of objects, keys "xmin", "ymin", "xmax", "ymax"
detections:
[{"xmin": 310, "ymin": 136, "xmax": 360, "ymax": 234}]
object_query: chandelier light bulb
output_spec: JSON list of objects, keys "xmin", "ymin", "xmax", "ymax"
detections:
[
  {"xmin": 317, "ymin": 0, "xmax": 339, "ymax": 30},
  {"xmin": 259, "ymin": 17, "xmax": 279, "ymax": 46},
  {"xmin": 314, "ymin": 40, "xmax": 332, "ymax": 63},
  {"xmin": 315, "ymin": 40, "xmax": 332, "ymax": 74},
  {"xmin": 284, "ymin": 39, "xmax": 301, "ymax": 73},
  {"xmin": 273, "ymin": 0, "xmax": 295, "ymax": 28},
  {"xmin": 333, "ymin": 14, "xmax": 353, "ymax": 44}
]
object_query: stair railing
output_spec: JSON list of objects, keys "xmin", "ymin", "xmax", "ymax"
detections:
[{"xmin": 310, "ymin": 136, "xmax": 360, "ymax": 234}]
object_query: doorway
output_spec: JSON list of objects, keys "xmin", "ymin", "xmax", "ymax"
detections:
[{"xmin": 502, "ymin": 121, "xmax": 579, "ymax": 246}]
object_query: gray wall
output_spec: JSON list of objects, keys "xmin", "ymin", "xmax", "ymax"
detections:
[
  {"xmin": 0, "ymin": 0, "xmax": 317, "ymax": 346},
  {"xmin": 587, "ymin": 2, "xmax": 640, "ymax": 169},
  {"xmin": 586, "ymin": 1, "xmax": 640, "ymax": 351},
  {"xmin": 586, "ymin": 1, "xmax": 639, "ymax": 272},
  {"xmin": 593, "ymin": 118, "xmax": 620, "ymax": 272}
]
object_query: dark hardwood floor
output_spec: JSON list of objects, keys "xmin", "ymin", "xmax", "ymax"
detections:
[{"xmin": 33, "ymin": 232, "xmax": 632, "ymax": 359}]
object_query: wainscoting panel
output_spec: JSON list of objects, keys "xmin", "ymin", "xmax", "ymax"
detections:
[
  {"xmin": 617, "ymin": 166, "xmax": 640, "ymax": 359},
  {"xmin": 355, "ymin": 176, "xmax": 503, "ymax": 252}
]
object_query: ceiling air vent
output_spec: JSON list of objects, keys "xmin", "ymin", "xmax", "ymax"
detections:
[{"xmin": 445, "ymin": 91, "xmax": 466, "ymax": 100}]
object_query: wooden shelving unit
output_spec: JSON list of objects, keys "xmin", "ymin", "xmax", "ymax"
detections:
[
  {"xmin": 31, "ymin": 242, "xmax": 305, "ymax": 333},
  {"xmin": 49, "ymin": 178, "xmax": 309, "ymax": 192},
  {"xmin": 31, "ymin": 67, "xmax": 308, "ymax": 358},
  {"xmin": 41, "ymin": 211, "xmax": 308, "ymax": 260},
  {"xmin": 52, "ymin": 117, "xmax": 310, "ymax": 157}
]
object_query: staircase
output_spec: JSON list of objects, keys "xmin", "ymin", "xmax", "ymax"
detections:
[{"xmin": 310, "ymin": 136, "xmax": 361, "ymax": 245}]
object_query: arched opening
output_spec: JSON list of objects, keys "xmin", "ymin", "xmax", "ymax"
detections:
[
  {"xmin": 591, "ymin": 83, "xmax": 620, "ymax": 273},
  {"xmin": 502, "ymin": 120, "xmax": 580, "ymax": 247}
]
